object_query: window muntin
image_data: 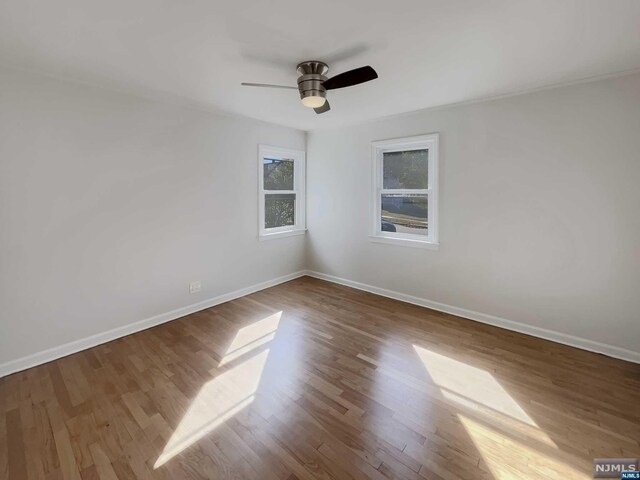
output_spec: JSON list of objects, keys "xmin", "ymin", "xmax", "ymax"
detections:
[
  {"xmin": 258, "ymin": 146, "xmax": 305, "ymax": 238},
  {"xmin": 372, "ymin": 134, "xmax": 438, "ymax": 247}
]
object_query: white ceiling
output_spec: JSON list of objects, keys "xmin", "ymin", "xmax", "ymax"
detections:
[{"xmin": 1, "ymin": 0, "xmax": 639, "ymax": 130}]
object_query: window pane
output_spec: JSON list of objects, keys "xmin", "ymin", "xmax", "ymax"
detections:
[
  {"xmin": 383, "ymin": 149, "xmax": 428, "ymax": 189},
  {"xmin": 263, "ymin": 157, "xmax": 294, "ymax": 190},
  {"xmin": 381, "ymin": 194, "xmax": 428, "ymax": 236},
  {"xmin": 265, "ymin": 194, "xmax": 295, "ymax": 228}
]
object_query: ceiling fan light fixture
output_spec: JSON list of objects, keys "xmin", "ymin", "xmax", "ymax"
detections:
[
  {"xmin": 241, "ymin": 60, "xmax": 377, "ymax": 115},
  {"xmin": 301, "ymin": 95, "xmax": 326, "ymax": 108}
]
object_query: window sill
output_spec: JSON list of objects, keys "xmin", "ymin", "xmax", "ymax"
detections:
[
  {"xmin": 259, "ymin": 229, "xmax": 307, "ymax": 241},
  {"xmin": 368, "ymin": 235, "xmax": 439, "ymax": 250}
]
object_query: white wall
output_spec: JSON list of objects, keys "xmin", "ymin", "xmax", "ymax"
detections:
[
  {"xmin": 306, "ymin": 73, "xmax": 640, "ymax": 358},
  {"xmin": 0, "ymin": 67, "xmax": 306, "ymax": 367},
  {"xmin": 2, "ymin": 67, "xmax": 639, "ymax": 371}
]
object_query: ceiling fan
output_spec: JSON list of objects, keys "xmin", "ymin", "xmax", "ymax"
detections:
[{"xmin": 241, "ymin": 61, "xmax": 378, "ymax": 114}]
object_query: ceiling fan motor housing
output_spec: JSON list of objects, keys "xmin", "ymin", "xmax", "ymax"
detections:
[{"xmin": 297, "ymin": 61, "xmax": 328, "ymax": 103}]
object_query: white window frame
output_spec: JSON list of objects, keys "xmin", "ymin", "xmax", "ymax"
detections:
[
  {"xmin": 258, "ymin": 145, "xmax": 306, "ymax": 240},
  {"xmin": 370, "ymin": 133, "xmax": 439, "ymax": 249}
]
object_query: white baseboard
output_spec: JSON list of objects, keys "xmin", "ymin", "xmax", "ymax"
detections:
[
  {"xmin": 304, "ymin": 270, "xmax": 640, "ymax": 364},
  {"xmin": 0, "ymin": 271, "xmax": 306, "ymax": 378},
  {"xmin": 3, "ymin": 268, "xmax": 637, "ymax": 377}
]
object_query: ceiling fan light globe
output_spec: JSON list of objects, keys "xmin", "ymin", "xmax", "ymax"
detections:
[{"xmin": 301, "ymin": 96, "xmax": 326, "ymax": 108}]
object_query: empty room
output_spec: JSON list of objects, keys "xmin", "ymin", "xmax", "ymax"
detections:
[{"xmin": 1, "ymin": 1, "xmax": 640, "ymax": 479}]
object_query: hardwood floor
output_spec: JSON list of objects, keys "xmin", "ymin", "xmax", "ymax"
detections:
[{"xmin": 1, "ymin": 276, "xmax": 639, "ymax": 479}]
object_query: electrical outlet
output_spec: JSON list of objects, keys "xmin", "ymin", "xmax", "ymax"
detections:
[{"xmin": 189, "ymin": 281, "xmax": 202, "ymax": 294}]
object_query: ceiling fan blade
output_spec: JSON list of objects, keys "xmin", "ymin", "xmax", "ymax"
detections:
[
  {"xmin": 314, "ymin": 100, "xmax": 330, "ymax": 114},
  {"xmin": 241, "ymin": 82, "xmax": 297, "ymax": 90},
  {"xmin": 322, "ymin": 66, "xmax": 378, "ymax": 90}
]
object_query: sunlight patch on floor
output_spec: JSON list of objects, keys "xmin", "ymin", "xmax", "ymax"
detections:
[
  {"xmin": 411, "ymin": 344, "xmax": 593, "ymax": 478},
  {"xmin": 154, "ymin": 311, "xmax": 282, "ymax": 468},
  {"xmin": 438, "ymin": 388, "xmax": 556, "ymax": 447},
  {"xmin": 413, "ymin": 345, "xmax": 536, "ymax": 426},
  {"xmin": 458, "ymin": 415, "xmax": 590, "ymax": 480},
  {"xmin": 219, "ymin": 311, "xmax": 281, "ymax": 366}
]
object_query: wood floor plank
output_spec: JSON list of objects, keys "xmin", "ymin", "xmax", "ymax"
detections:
[
  {"xmin": 46, "ymin": 402, "xmax": 82, "ymax": 480},
  {"xmin": 1, "ymin": 276, "xmax": 638, "ymax": 479},
  {"xmin": 88, "ymin": 443, "xmax": 118, "ymax": 480},
  {"xmin": 6, "ymin": 408, "xmax": 28, "ymax": 480}
]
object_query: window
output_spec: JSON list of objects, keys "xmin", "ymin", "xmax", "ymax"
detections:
[
  {"xmin": 258, "ymin": 145, "xmax": 306, "ymax": 239},
  {"xmin": 371, "ymin": 134, "xmax": 439, "ymax": 248}
]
